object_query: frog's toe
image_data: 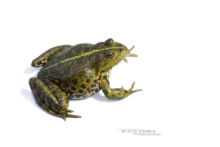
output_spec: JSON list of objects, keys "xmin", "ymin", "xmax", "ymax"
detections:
[
  {"xmin": 62, "ymin": 113, "xmax": 81, "ymax": 121},
  {"xmin": 66, "ymin": 109, "xmax": 81, "ymax": 118},
  {"xmin": 60, "ymin": 109, "xmax": 81, "ymax": 120},
  {"xmin": 130, "ymin": 89, "xmax": 142, "ymax": 94},
  {"xmin": 129, "ymin": 82, "xmax": 136, "ymax": 90},
  {"xmin": 67, "ymin": 114, "xmax": 81, "ymax": 118},
  {"xmin": 67, "ymin": 109, "xmax": 74, "ymax": 113},
  {"xmin": 127, "ymin": 82, "xmax": 142, "ymax": 94}
]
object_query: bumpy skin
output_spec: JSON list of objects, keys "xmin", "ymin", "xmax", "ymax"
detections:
[{"xmin": 29, "ymin": 38, "xmax": 141, "ymax": 120}]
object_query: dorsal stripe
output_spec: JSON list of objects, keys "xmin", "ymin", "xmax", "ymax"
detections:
[{"xmin": 43, "ymin": 46, "xmax": 122, "ymax": 70}]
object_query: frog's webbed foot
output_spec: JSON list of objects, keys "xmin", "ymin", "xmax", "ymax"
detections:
[{"xmin": 29, "ymin": 77, "xmax": 81, "ymax": 120}]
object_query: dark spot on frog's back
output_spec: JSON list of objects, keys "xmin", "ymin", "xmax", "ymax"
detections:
[
  {"xmin": 72, "ymin": 79, "xmax": 78, "ymax": 85},
  {"xmin": 71, "ymin": 86, "xmax": 76, "ymax": 90},
  {"xmin": 81, "ymin": 84, "xmax": 86, "ymax": 89},
  {"xmin": 86, "ymin": 79, "xmax": 90, "ymax": 83},
  {"xmin": 84, "ymin": 47, "xmax": 89, "ymax": 52},
  {"xmin": 78, "ymin": 89, "xmax": 84, "ymax": 93}
]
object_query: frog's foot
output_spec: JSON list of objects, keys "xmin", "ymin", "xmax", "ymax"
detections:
[
  {"xmin": 100, "ymin": 78, "xmax": 141, "ymax": 99},
  {"xmin": 123, "ymin": 46, "xmax": 138, "ymax": 63},
  {"xmin": 46, "ymin": 108, "xmax": 81, "ymax": 121},
  {"xmin": 29, "ymin": 77, "xmax": 81, "ymax": 120},
  {"xmin": 123, "ymin": 82, "xmax": 142, "ymax": 97},
  {"xmin": 57, "ymin": 109, "xmax": 81, "ymax": 121}
]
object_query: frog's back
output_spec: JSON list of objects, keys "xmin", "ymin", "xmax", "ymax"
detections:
[{"xmin": 38, "ymin": 43, "xmax": 99, "ymax": 80}]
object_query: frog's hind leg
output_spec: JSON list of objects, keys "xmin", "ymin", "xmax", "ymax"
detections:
[
  {"xmin": 29, "ymin": 77, "xmax": 81, "ymax": 120},
  {"xmin": 31, "ymin": 45, "xmax": 72, "ymax": 67}
]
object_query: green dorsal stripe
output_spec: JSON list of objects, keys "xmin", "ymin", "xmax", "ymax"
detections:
[{"xmin": 43, "ymin": 46, "xmax": 122, "ymax": 70}]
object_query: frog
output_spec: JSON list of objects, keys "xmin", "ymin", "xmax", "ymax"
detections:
[{"xmin": 29, "ymin": 38, "xmax": 141, "ymax": 120}]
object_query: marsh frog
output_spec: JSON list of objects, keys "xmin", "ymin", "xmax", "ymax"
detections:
[{"xmin": 29, "ymin": 38, "xmax": 141, "ymax": 120}]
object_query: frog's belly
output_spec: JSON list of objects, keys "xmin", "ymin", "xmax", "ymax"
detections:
[{"xmin": 58, "ymin": 72, "xmax": 101, "ymax": 100}]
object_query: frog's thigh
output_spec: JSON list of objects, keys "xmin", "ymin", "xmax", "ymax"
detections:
[
  {"xmin": 29, "ymin": 77, "xmax": 80, "ymax": 119},
  {"xmin": 31, "ymin": 45, "xmax": 71, "ymax": 67},
  {"xmin": 100, "ymin": 78, "xmax": 141, "ymax": 99}
]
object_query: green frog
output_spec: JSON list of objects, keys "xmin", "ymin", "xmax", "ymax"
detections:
[{"xmin": 29, "ymin": 38, "xmax": 141, "ymax": 120}]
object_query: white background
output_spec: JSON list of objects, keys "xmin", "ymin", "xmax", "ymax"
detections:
[{"xmin": 0, "ymin": 0, "xmax": 219, "ymax": 146}]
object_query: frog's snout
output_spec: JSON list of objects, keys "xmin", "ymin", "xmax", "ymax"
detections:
[{"xmin": 123, "ymin": 46, "xmax": 138, "ymax": 63}]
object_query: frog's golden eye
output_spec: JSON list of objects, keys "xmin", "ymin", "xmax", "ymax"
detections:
[
  {"xmin": 105, "ymin": 51, "xmax": 114, "ymax": 59},
  {"xmin": 105, "ymin": 38, "xmax": 114, "ymax": 46}
]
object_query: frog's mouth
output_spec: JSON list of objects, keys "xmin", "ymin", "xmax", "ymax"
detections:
[{"xmin": 123, "ymin": 46, "xmax": 138, "ymax": 63}]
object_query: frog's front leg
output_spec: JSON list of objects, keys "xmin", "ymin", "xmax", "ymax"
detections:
[
  {"xmin": 100, "ymin": 77, "xmax": 141, "ymax": 99},
  {"xmin": 31, "ymin": 45, "xmax": 71, "ymax": 67},
  {"xmin": 29, "ymin": 77, "xmax": 81, "ymax": 120}
]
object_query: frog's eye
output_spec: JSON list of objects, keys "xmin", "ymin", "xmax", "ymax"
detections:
[
  {"xmin": 105, "ymin": 51, "xmax": 114, "ymax": 59},
  {"xmin": 104, "ymin": 38, "xmax": 114, "ymax": 46}
]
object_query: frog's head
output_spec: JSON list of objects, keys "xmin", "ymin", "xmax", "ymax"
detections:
[{"xmin": 98, "ymin": 38, "xmax": 138, "ymax": 72}]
